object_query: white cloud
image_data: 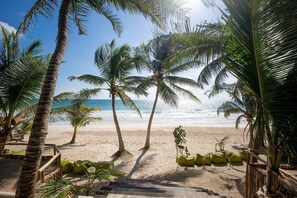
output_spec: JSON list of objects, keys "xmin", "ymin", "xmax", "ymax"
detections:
[{"xmin": 0, "ymin": 21, "xmax": 17, "ymax": 38}]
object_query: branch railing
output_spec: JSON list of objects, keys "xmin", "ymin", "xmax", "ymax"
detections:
[
  {"xmin": 245, "ymin": 151, "xmax": 297, "ymax": 198},
  {"xmin": 0, "ymin": 143, "xmax": 62, "ymax": 183}
]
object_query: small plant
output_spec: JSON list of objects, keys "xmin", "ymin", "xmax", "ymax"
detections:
[
  {"xmin": 215, "ymin": 136, "xmax": 229, "ymax": 152},
  {"xmin": 38, "ymin": 161, "xmax": 124, "ymax": 197},
  {"xmin": 173, "ymin": 126, "xmax": 187, "ymax": 158},
  {"xmin": 173, "ymin": 126, "xmax": 195, "ymax": 167}
]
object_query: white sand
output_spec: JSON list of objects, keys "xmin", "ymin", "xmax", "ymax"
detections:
[{"xmin": 43, "ymin": 123, "xmax": 247, "ymax": 197}]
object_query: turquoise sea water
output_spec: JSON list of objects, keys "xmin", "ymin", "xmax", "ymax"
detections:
[{"xmin": 51, "ymin": 99, "xmax": 244, "ymax": 127}]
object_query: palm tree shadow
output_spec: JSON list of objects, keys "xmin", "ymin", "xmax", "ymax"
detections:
[
  {"xmin": 125, "ymin": 148, "xmax": 149, "ymax": 179},
  {"xmin": 56, "ymin": 142, "xmax": 86, "ymax": 151},
  {"xmin": 110, "ymin": 150, "xmax": 133, "ymax": 163},
  {"xmin": 143, "ymin": 168, "xmax": 203, "ymax": 183}
]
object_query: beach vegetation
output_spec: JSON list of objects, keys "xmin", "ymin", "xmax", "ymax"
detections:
[
  {"xmin": 214, "ymin": 135, "xmax": 229, "ymax": 152},
  {"xmin": 173, "ymin": 125, "xmax": 187, "ymax": 158},
  {"xmin": 15, "ymin": 0, "xmax": 186, "ymax": 196},
  {"xmin": 0, "ymin": 26, "xmax": 47, "ymax": 153},
  {"xmin": 51, "ymin": 92, "xmax": 102, "ymax": 144},
  {"xmin": 137, "ymin": 36, "xmax": 200, "ymax": 149},
  {"xmin": 215, "ymin": 81, "xmax": 259, "ymax": 148},
  {"xmin": 203, "ymin": 0, "xmax": 297, "ymax": 195},
  {"xmin": 69, "ymin": 40, "xmax": 146, "ymax": 156},
  {"xmin": 38, "ymin": 161, "xmax": 123, "ymax": 197}
]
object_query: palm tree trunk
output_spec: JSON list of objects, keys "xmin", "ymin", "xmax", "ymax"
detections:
[
  {"xmin": 16, "ymin": 1, "xmax": 71, "ymax": 197},
  {"xmin": 144, "ymin": 86, "xmax": 159, "ymax": 149},
  {"xmin": 0, "ymin": 125, "xmax": 10, "ymax": 154},
  {"xmin": 70, "ymin": 127, "xmax": 78, "ymax": 144},
  {"xmin": 0, "ymin": 135, "xmax": 8, "ymax": 155},
  {"xmin": 111, "ymin": 93, "xmax": 125, "ymax": 153}
]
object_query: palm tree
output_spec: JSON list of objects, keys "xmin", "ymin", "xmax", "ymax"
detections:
[
  {"xmin": 15, "ymin": 1, "xmax": 185, "ymax": 196},
  {"xmin": 69, "ymin": 40, "xmax": 145, "ymax": 156},
  {"xmin": 215, "ymin": 81, "xmax": 257, "ymax": 147},
  {"xmin": 204, "ymin": 0, "xmax": 297, "ymax": 195},
  {"xmin": 0, "ymin": 26, "xmax": 47, "ymax": 153},
  {"xmin": 136, "ymin": 35, "xmax": 200, "ymax": 149},
  {"xmin": 51, "ymin": 93, "xmax": 102, "ymax": 144}
]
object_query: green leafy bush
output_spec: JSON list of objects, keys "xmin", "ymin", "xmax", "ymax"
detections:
[
  {"xmin": 211, "ymin": 153, "xmax": 228, "ymax": 164},
  {"xmin": 239, "ymin": 150, "xmax": 248, "ymax": 161},
  {"xmin": 61, "ymin": 158, "xmax": 74, "ymax": 174},
  {"xmin": 176, "ymin": 156, "xmax": 195, "ymax": 167},
  {"xmin": 203, "ymin": 153, "xmax": 212, "ymax": 165}
]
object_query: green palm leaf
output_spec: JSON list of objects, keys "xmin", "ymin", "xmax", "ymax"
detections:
[{"xmin": 37, "ymin": 179, "xmax": 76, "ymax": 198}]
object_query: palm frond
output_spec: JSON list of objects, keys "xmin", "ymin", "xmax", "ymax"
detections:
[
  {"xmin": 106, "ymin": 0, "xmax": 186, "ymax": 28},
  {"xmin": 117, "ymin": 91, "xmax": 142, "ymax": 118},
  {"xmin": 76, "ymin": 88, "xmax": 101, "ymax": 99},
  {"xmin": 5, "ymin": 57, "xmax": 47, "ymax": 111},
  {"xmin": 168, "ymin": 83, "xmax": 200, "ymax": 103},
  {"xmin": 37, "ymin": 179, "xmax": 76, "ymax": 198},
  {"xmin": 53, "ymin": 92, "xmax": 75, "ymax": 102},
  {"xmin": 235, "ymin": 114, "xmax": 246, "ymax": 129},
  {"xmin": 93, "ymin": 2, "xmax": 123, "ymax": 36},
  {"xmin": 197, "ymin": 57, "xmax": 225, "ymax": 88},
  {"xmin": 69, "ymin": 0, "xmax": 91, "ymax": 35},
  {"xmin": 15, "ymin": 0, "xmax": 58, "ymax": 39},
  {"xmin": 158, "ymin": 82, "xmax": 178, "ymax": 107},
  {"xmin": 69, "ymin": 74, "xmax": 106, "ymax": 86},
  {"xmin": 217, "ymin": 101, "xmax": 245, "ymax": 118},
  {"xmin": 22, "ymin": 40, "xmax": 42, "ymax": 58}
]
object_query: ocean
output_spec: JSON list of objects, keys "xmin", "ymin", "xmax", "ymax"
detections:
[{"xmin": 51, "ymin": 99, "xmax": 245, "ymax": 128}]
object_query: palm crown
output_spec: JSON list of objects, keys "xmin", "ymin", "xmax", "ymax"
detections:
[
  {"xmin": 0, "ymin": 26, "xmax": 47, "ymax": 148},
  {"xmin": 69, "ymin": 40, "xmax": 144, "ymax": 154}
]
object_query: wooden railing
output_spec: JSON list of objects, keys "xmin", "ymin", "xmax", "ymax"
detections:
[
  {"xmin": 0, "ymin": 143, "xmax": 62, "ymax": 183},
  {"xmin": 245, "ymin": 151, "xmax": 297, "ymax": 198}
]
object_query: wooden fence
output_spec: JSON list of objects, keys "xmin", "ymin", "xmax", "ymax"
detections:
[
  {"xmin": 245, "ymin": 152, "xmax": 297, "ymax": 198},
  {"xmin": 0, "ymin": 143, "xmax": 62, "ymax": 183}
]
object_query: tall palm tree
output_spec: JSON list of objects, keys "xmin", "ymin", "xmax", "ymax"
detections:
[
  {"xmin": 0, "ymin": 26, "xmax": 47, "ymax": 153},
  {"xmin": 51, "ymin": 93, "xmax": 102, "ymax": 144},
  {"xmin": 15, "ymin": 1, "xmax": 185, "ymax": 196},
  {"xmin": 69, "ymin": 40, "xmax": 145, "ymax": 156},
  {"xmin": 136, "ymin": 36, "xmax": 200, "ymax": 149},
  {"xmin": 204, "ymin": 0, "xmax": 297, "ymax": 195},
  {"xmin": 215, "ymin": 81, "xmax": 257, "ymax": 147}
]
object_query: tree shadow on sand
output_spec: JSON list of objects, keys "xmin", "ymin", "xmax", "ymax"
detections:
[
  {"xmin": 125, "ymin": 148, "xmax": 155, "ymax": 179},
  {"xmin": 219, "ymin": 175, "xmax": 244, "ymax": 197},
  {"xmin": 111, "ymin": 148, "xmax": 157, "ymax": 179},
  {"xmin": 55, "ymin": 142, "xmax": 86, "ymax": 151},
  {"xmin": 140, "ymin": 167, "xmax": 204, "ymax": 183}
]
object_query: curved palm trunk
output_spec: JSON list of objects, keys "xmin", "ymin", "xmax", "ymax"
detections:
[
  {"xmin": 144, "ymin": 86, "xmax": 160, "ymax": 149},
  {"xmin": 16, "ymin": 1, "xmax": 71, "ymax": 197},
  {"xmin": 70, "ymin": 127, "xmax": 78, "ymax": 144},
  {"xmin": 0, "ymin": 136, "xmax": 8, "ymax": 155},
  {"xmin": 0, "ymin": 125, "xmax": 10, "ymax": 154},
  {"xmin": 0, "ymin": 117, "xmax": 13, "ymax": 154},
  {"xmin": 111, "ymin": 93, "xmax": 125, "ymax": 153}
]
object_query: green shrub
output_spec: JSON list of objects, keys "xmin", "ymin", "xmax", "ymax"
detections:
[
  {"xmin": 61, "ymin": 158, "xmax": 74, "ymax": 174},
  {"xmin": 176, "ymin": 156, "xmax": 195, "ymax": 167},
  {"xmin": 239, "ymin": 150, "xmax": 248, "ymax": 161},
  {"xmin": 93, "ymin": 161, "xmax": 114, "ymax": 170},
  {"xmin": 223, "ymin": 151, "xmax": 243, "ymax": 163},
  {"xmin": 12, "ymin": 150, "xmax": 25, "ymax": 155},
  {"xmin": 72, "ymin": 161, "xmax": 86, "ymax": 174},
  {"xmin": 211, "ymin": 153, "xmax": 228, "ymax": 164},
  {"xmin": 203, "ymin": 153, "xmax": 212, "ymax": 166},
  {"xmin": 229, "ymin": 153, "xmax": 243, "ymax": 163},
  {"xmin": 195, "ymin": 154, "xmax": 204, "ymax": 166}
]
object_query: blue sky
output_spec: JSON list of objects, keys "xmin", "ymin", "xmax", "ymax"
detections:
[{"xmin": 0, "ymin": 0, "xmax": 228, "ymax": 102}]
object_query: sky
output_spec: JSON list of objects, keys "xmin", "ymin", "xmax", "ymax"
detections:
[{"xmin": 0, "ymin": 0, "xmax": 229, "ymax": 103}]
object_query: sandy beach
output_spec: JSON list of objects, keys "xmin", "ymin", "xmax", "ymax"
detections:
[{"xmin": 1, "ymin": 123, "xmax": 248, "ymax": 197}]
